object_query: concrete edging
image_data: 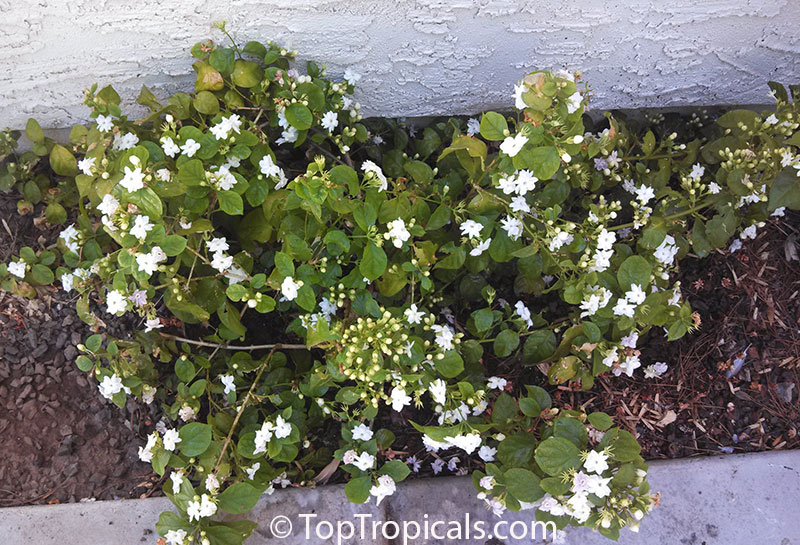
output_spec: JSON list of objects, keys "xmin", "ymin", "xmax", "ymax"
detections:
[{"xmin": 1, "ymin": 450, "xmax": 797, "ymax": 544}]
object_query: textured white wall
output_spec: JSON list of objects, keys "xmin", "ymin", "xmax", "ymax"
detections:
[{"xmin": 2, "ymin": 0, "xmax": 800, "ymax": 129}]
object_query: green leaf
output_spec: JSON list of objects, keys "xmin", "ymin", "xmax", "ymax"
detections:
[
  {"xmin": 193, "ymin": 91, "xmax": 219, "ymax": 115},
  {"xmin": 50, "ymin": 144, "xmax": 78, "ymax": 176},
  {"xmin": 522, "ymin": 329, "xmax": 556, "ymax": 365},
  {"xmin": 45, "ymin": 202, "xmax": 67, "ymax": 225},
  {"xmin": 535, "ymin": 437, "xmax": 582, "ymax": 476},
  {"xmin": 493, "ymin": 329, "xmax": 520, "ymax": 357},
  {"xmin": 209, "ymin": 48, "xmax": 235, "ymax": 75},
  {"xmin": 26, "ymin": 118, "xmax": 44, "ymax": 143},
  {"xmin": 217, "ymin": 482, "xmax": 262, "ymax": 514},
  {"xmin": 344, "ymin": 476, "xmax": 372, "ymax": 503},
  {"xmin": 178, "ymin": 422, "xmax": 212, "ymax": 457},
  {"xmin": 588, "ymin": 412, "xmax": 614, "ymax": 431},
  {"xmin": 285, "ymin": 103, "xmax": 313, "ymax": 130},
  {"xmin": 504, "ymin": 468, "xmax": 544, "ymax": 503},
  {"xmin": 360, "ymin": 242, "xmax": 387, "ymax": 281},
  {"xmin": 617, "ymin": 255, "xmax": 651, "ymax": 291},
  {"xmin": 75, "ymin": 355, "xmax": 93, "ymax": 372},
  {"xmin": 379, "ymin": 460, "xmax": 411, "ymax": 482},
  {"xmin": 526, "ymin": 146, "xmax": 560, "ymax": 180},
  {"xmin": 768, "ymin": 167, "xmax": 800, "ymax": 210},
  {"xmin": 480, "ymin": 112, "xmax": 508, "ymax": 141},
  {"xmin": 435, "ymin": 350, "xmax": 464, "ymax": 378},
  {"xmin": 497, "ymin": 434, "xmax": 536, "ymax": 467},
  {"xmin": 128, "ymin": 187, "xmax": 163, "ymax": 217},
  {"xmin": 218, "ymin": 190, "xmax": 244, "ymax": 215},
  {"xmin": 231, "ymin": 60, "xmax": 264, "ymax": 88},
  {"xmin": 161, "ymin": 235, "xmax": 187, "ymax": 256}
]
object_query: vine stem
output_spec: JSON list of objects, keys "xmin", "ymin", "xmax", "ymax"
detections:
[
  {"xmin": 158, "ymin": 332, "xmax": 307, "ymax": 351},
  {"xmin": 213, "ymin": 346, "xmax": 278, "ymax": 475}
]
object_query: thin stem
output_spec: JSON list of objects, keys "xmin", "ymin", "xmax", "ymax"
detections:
[
  {"xmin": 158, "ymin": 332, "xmax": 308, "ymax": 351},
  {"xmin": 213, "ymin": 346, "xmax": 277, "ymax": 475}
]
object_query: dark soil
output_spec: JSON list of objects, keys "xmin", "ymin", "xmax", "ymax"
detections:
[{"xmin": 0, "ymin": 194, "xmax": 161, "ymax": 506}]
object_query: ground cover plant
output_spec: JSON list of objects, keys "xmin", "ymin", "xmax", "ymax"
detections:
[{"xmin": 2, "ymin": 25, "xmax": 799, "ymax": 545}]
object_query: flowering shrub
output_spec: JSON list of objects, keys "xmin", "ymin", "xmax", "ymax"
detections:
[{"xmin": 2, "ymin": 25, "xmax": 799, "ymax": 545}]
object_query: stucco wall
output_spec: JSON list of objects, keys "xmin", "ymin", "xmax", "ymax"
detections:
[{"xmin": 2, "ymin": 0, "xmax": 800, "ymax": 129}]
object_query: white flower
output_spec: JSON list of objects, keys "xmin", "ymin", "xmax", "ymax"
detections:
[
  {"xmin": 253, "ymin": 421, "xmax": 274, "ymax": 454},
  {"xmin": 480, "ymin": 475, "xmax": 496, "ymax": 490},
  {"xmin": 245, "ymin": 463, "xmax": 260, "ymax": 480},
  {"xmin": 95, "ymin": 114, "xmax": 113, "ymax": 132},
  {"xmin": 514, "ymin": 170, "xmax": 538, "ymax": 195},
  {"xmin": 370, "ymin": 475, "xmax": 396, "ymax": 505},
  {"xmin": 210, "ymin": 252, "xmax": 233, "ymax": 273},
  {"xmin": 61, "ymin": 273, "xmax": 74, "ymax": 292},
  {"xmin": 566, "ymin": 91, "xmax": 583, "ymax": 114},
  {"xmin": 644, "ymin": 361, "xmax": 669, "ymax": 379},
  {"xmin": 431, "ymin": 324, "xmax": 455, "ymax": 350},
  {"xmin": 136, "ymin": 252, "xmax": 159, "ymax": 276},
  {"xmin": 161, "ymin": 137, "xmax": 180, "ymax": 157},
  {"xmin": 513, "ymin": 83, "xmax": 527, "ymax": 110},
  {"xmin": 352, "ymin": 423, "xmax": 374, "ymax": 441},
  {"xmin": 165, "ymin": 529, "xmax": 187, "ymax": 545},
  {"xmin": 548, "ymin": 231, "xmax": 574, "ymax": 252},
  {"xmin": 281, "ymin": 276, "xmax": 301, "ymax": 301},
  {"xmin": 467, "ymin": 118, "xmax": 480, "ymax": 136},
  {"xmin": 470, "ymin": 238, "xmax": 491, "ymax": 256},
  {"xmin": 385, "ymin": 218, "xmax": 411, "ymax": 248},
  {"xmin": 170, "ymin": 471, "xmax": 184, "ymax": 495},
  {"xmin": 596, "ymin": 229, "xmax": 616, "ymax": 251},
  {"xmin": 352, "ymin": 451, "xmax": 375, "ymax": 472},
  {"xmin": 653, "ymin": 234, "xmax": 678, "ymax": 265},
  {"xmin": 137, "ymin": 432, "xmax": 158, "ymax": 463},
  {"xmin": 635, "ymin": 184, "xmax": 655, "ymax": 205},
  {"xmin": 179, "ymin": 405, "xmax": 196, "ymax": 422},
  {"xmin": 274, "ymin": 415, "xmax": 292, "ymax": 439},
  {"xmin": 77, "ymin": 156, "xmax": 96, "ymax": 176},
  {"xmin": 708, "ymin": 182, "xmax": 722, "ymax": 194},
  {"xmin": 98, "ymin": 374, "xmax": 125, "ymax": 400},
  {"xmin": 729, "ymin": 239, "xmax": 743, "ymax": 253},
  {"xmin": 500, "ymin": 216, "xmax": 523, "ymax": 240},
  {"xmin": 478, "ymin": 445, "xmax": 496, "ymax": 462},
  {"xmin": 621, "ymin": 331, "xmax": 639, "ymax": 348},
  {"xmin": 515, "ymin": 300, "xmax": 533, "ymax": 328},
  {"xmin": 156, "ymin": 168, "xmax": 171, "ymax": 182},
  {"xmin": 584, "ymin": 450, "xmax": 609, "ymax": 474},
  {"xmin": 259, "ymin": 154, "xmax": 282, "ymax": 178},
  {"xmin": 615, "ymin": 354, "xmax": 641, "ymax": 377},
  {"xmin": 119, "ymin": 166, "xmax": 145, "ymax": 192},
  {"xmin": 207, "ymin": 237, "xmax": 229, "ymax": 253},
  {"xmin": 741, "ymin": 224, "xmax": 758, "ymax": 240},
  {"xmin": 321, "ymin": 111, "xmax": 339, "ymax": 132},
  {"xmin": 7, "ymin": 261, "xmax": 26, "ymax": 278},
  {"xmin": 499, "ymin": 133, "xmax": 527, "ymax": 157},
  {"xmin": 460, "ymin": 219, "xmax": 483, "ymax": 239},
  {"xmin": 390, "ymin": 387, "xmax": 412, "ymax": 412},
  {"xmin": 625, "ymin": 284, "xmax": 646, "ymax": 305},
  {"xmin": 106, "ymin": 289, "xmax": 128, "ymax": 315},
  {"xmin": 162, "ymin": 429, "xmax": 181, "ymax": 452},
  {"xmin": 487, "ymin": 376, "xmax": 507, "ymax": 390},
  {"xmin": 442, "ymin": 433, "xmax": 482, "ymax": 454},
  {"xmin": 402, "ymin": 303, "xmax": 424, "ymax": 325},
  {"xmin": 361, "ymin": 160, "xmax": 388, "ymax": 192},
  {"xmin": 187, "ymin": 494, "xmax": 217, "ymax": 522},
  {"xmin": 112, "ymin": 132, "xmax": 139, "ymax": 150},
  {"xmin": 130, "ymin": 215, "xmax": 154, "ymax": 240},
  {"xmin": 510, "ymin": 195, "xmax": 531, "ymax": 214},
  {"xmin": 613, "ymin": 298, "xmax": 636, "ymax": 318},
  {"xmin": 205, "ymin": 474, "xmax": 220, "ymax": 494},
  {"xmin": 422, "ymin": 434, "xmax": 451, "ymax": 453},
  {"xmin": 344, "ymin": 69, "xmax": 361, "ymax": 85},
  {"xmin": 586, "ymin": 474, "xmax": 612, "ymax": 498},
  {"xmin": 765, "ymin": 114, "xmax": 778, "ymax": 125},
  {"xmin": 144, "ymin": 317, "xmax": 162, "ymax": 333},
  {"xmin": 97, "ymin": 194, "xmax": 119, "ymax": 215},
  {"xmin": 689, "ymin": 163, "xmax": 705, "ymax": 180},
  {"xmin": 220, "ymin": 374, "xmax": 235, "ymax": 394},
  {"xmin": 181, "ymin": 139, "xmax": 200, "ymax": 157},
  {"xmin": 498, "ymin": 175, "xmax": 517, "ymax": 195},
  {"xmin": 429, "ymin": 378, "xmax": 447, "ymax": 405}
]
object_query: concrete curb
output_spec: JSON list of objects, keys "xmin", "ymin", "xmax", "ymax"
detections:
[{"xmin": 1, "ymin": 450, "xmax": 797, "ymax": 544}]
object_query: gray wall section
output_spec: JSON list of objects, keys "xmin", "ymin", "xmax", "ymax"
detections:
[
  {"xmin": 2, "ymin": 1, "xmax": 800, "ymax": 129},
  {"xmin": 0, "ymin": 451, "xmax": 798, "ymax": 544}
]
